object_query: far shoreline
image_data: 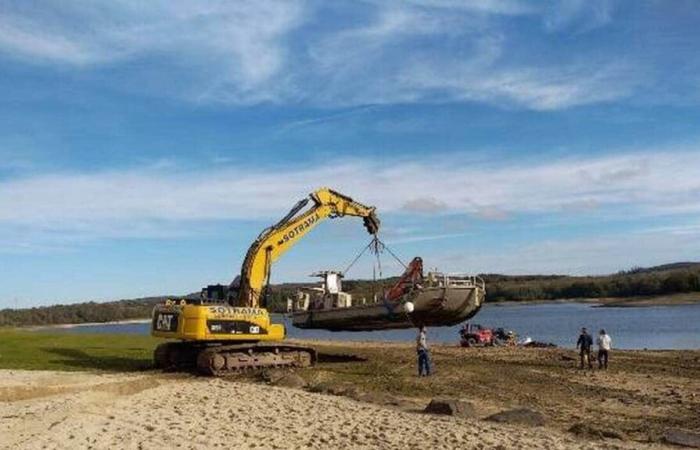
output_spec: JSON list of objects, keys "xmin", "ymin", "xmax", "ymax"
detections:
[
  {"xmin": 489, "ymin": 292, "xmax": 700, "ymax": 308},
  {"xmin": 25, "ymin": 318, "xmax": 151, "ymax": 331},
  {"xmin": 13, "ymin": 293, "xmax": 699, "ymax": 330},
  {"xmin": 591, "ymin": 292, "xmax": 700, "ymax": 307}
]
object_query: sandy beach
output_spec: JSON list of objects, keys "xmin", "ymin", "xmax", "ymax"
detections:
[
  {"xmin": 0, "ymin": 365, "xmax": 688, "ymax": 450},
  {"xmin": 1, "ymin": 339, "xmax": 699, "ymax": 450},
  {"xmin": 0, "ymin": 370, "xmax": 643, "ymax": 450}
]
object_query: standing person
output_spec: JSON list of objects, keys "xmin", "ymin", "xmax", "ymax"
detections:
[
  {"xmin": 416, "ymin": 325, "xmax": 431, "ymax": 376},
  {"xmin": 576, "ymin": 327, "xmax": 593, "ymax": 369},
  {"xmin": 597, "ymin": 329, "xmax": 612, "ymax": 369}
]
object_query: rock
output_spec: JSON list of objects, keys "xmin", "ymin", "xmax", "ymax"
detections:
[
  {"xmin": 337, "ymin": 385, "xmax": 361, "ymax": 399},
  {"xmin": 568, "ymin": 423, "xmax": 626, "ymax": 440},
  {"xmin": 523, "ymin": 341, "xmax": 557, "ymax": 348},
  {"xmin": 259, "ymin": 369, "xmax": 285, "ymax": 384},
  {"xmin": 271, "ymin": 373, "xmax": 307, "ymax": 389},
  {"xmin": 361, "ymin": 392, "xmax": 410, "ymax": 408},
  {"xmin": 424, "ymin": 398, "xmax": 476, "ymax": 417},
  {"xmin": 307, "ymin": 382, "xmax": 355, "ymax": 396},
  {"xmin": 326, "ymin": 384, "xmax": 356, "ymax": 397},
  {"xmin": 485, "ymin": 408, "xmax": 545, "ymax": 427},
  {"xmin": 308, "ymin": 383, "xmax": 412, "ymax": 409},
  {"xmin": 664, "ymin": 429, "xmax": 700, "ymax": 448},
  {"xmin": 350, "ymin": 391, "xmax": 378, "ymax": 403},
  {"xmin": 305, "ymin": 381, "xmax": 329, "ymax": 393},
  {"xmin": 382, "ymin": 395, "xmax": 411, "ymax": 408}
]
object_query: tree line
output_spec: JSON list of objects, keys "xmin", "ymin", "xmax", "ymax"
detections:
[
  {"xmin": 2, "ymin": 263, "xmax": 698, "ymax": 326},
  {"xmin": 0, "ymin": 298, "xmax": 165, "ymax": 327},
  {"xmin": 483, "ymin": 265, "xmax": 700, "ymax": 302}
]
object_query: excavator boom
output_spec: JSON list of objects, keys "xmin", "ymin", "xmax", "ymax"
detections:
[{"xmin": 238, "ymin": 188, "xmax": 379, "ymax": 307}]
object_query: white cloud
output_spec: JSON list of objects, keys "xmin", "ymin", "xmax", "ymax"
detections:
[
  {"xmin": 386, "ymin": 232, "xmax": 474, "ymax": 245},
  {"xmin": 0, "ymin": 15, "xmax": 95, "ymax": 64},
  {"xmin": 435, "ymin": 225, "xmax": 700, "ymax": 275},
  {"xmin": 302, "ymin": 3, "xmax": 642, "ymax": 110},
  {"xmin": 401, "ymin": 197, "xmax": 448, "ymax": 213},
  {"xmin": 0, "ymin": 1, "xmax": 306, "ymax": 103},
  {"xmin": 0, "ymin": 149, "xmax": 699, "ymax": 249},
  {"xmin": 0, "ymin": 0, "xmax": 662, "ymax": 109},
  {"xmin": 543, "ymin": 0, "xmax": 614, "ymax": 33},
  {"xmin": 473, "ymin": 205, "xmax": 510, "ymax": 220},
  {"xmin": 397, "ymin": 0, "xmax": 537, "ymax": 16}
]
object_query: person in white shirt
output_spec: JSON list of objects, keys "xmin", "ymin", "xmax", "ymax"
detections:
[
  {"xmin": 597, "ymin": 329, "xmax": 612, "ymax": 369},
  {"xmin": 416, "ymin": 325, "xmax": 431, "ymax": 376}
]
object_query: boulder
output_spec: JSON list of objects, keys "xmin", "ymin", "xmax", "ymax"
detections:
[
  {"xmin": 486, "ymin": 408, "xmax": 545, "ymax": 427},
  {"xmin": 344, "ymin": 391, "xmax": 411, "ymax": 408},
  {"xmin": 307, "ymin": 382, "xmax": 362, "ymax": 400},
  {"xmin": 663, "ymin": 429, "xmax": 700, "ymax": 448},
  {"xmin": 568, "ymin": 423, "xmax": 626, "ymax": 440},
  {"xmin": 424, "ymin": 398, "xmax": 476, "ymax": 417},
  {"xmin": 305, "ymin": 382, "xmax": 330, "ymax": 393},
  {"xmin": 259, "ymin": 369, "xmax": 284, "ymax": 384},
  {"xmin": 271, "ymin": 373, "xmax": 307, "ymax": 389},
  {"xmin": 326, "ymin": 384, "xmax": 357, "ymax": 397}
]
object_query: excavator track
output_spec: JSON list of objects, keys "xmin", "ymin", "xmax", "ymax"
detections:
[
  {"xmin": 154, "ymin": 342, "xmax": 316, "ymax": 376},
  {"xmin": 197, "ymin": 343, "xmax": 316, "ymax": 376}
]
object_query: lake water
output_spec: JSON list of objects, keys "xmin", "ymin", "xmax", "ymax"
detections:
[{"xmin": 48, "ymin": 302, "xmax": 700, "ymax": 350}]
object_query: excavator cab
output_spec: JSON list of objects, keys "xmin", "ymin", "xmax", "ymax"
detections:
[{"xmin": 200, "ymin": 284, "xmax": 228, "ymax": 303}]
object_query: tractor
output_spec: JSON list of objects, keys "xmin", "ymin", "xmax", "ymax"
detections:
[{"xmin": 459, "ymin": 323, "xmax": 495, "ymax": 347}]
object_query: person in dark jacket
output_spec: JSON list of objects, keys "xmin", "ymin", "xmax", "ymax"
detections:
[{"xmin": 576, "ymin": 327, "xmax": 593, "ymax": 369}]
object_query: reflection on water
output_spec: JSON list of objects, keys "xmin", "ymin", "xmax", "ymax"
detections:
[{"xmin": 49, "ymin": 302, "xmax": 700, "ymax": 350}]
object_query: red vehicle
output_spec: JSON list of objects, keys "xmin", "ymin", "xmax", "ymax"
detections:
[{"xmin": 459, "ymin": 323, "xmax": 494, "ymax": 347}]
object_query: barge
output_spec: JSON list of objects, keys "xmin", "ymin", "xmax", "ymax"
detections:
[{"xmin": 290, "ymin": 268, "xmax": 485, "ymax": 331}]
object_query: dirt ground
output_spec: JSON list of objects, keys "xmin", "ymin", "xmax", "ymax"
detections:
[{"xmin": 295, "ymin": 340, "xmax": 700, "ymax": 446}]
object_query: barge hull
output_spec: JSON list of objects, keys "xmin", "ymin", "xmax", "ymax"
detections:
[{"xmin": 292, "ymin": 283, "xmax": 484, "ymax": 331}]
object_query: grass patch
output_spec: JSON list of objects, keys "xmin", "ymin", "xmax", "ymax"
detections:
[
  {"xmin": 0, "ymin": 329, "xmax": 161, "ymax": 372},
  {"xmin": 301, "ymin": 344, "xmax": 482, "ymax": 398}
]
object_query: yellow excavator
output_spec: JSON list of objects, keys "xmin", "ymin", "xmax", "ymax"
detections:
[{"xmin": 151, "ymin": 188, "xmax": 380, "ymax": 375}]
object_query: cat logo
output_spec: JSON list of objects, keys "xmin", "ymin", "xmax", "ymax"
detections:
[{"xmin": 155, "ymin": 313, "xmax": 177, "ymax": 331}]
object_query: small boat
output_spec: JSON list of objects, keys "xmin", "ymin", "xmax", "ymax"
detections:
[{"xmin": 290, "ymin": 258, "xmax": 486, "ymax": 331}]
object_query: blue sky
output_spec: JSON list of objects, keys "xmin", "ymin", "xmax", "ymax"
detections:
[{"xmin": 1, "ymin": 0, "xmax": 700, "ymax": 307}]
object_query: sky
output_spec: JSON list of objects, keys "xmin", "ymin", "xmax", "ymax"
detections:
[{"xmin": 1, "ymin": 0, "xmax": 700, "ymax": 307}]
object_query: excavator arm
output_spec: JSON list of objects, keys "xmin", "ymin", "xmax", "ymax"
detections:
[
  {"xmin": 237, "ymin": 188, "xmax": 380, "ymax": 307},
  {"xmin": 385, "ymin": 257, "xmax": 424, "ymax": 302}
]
